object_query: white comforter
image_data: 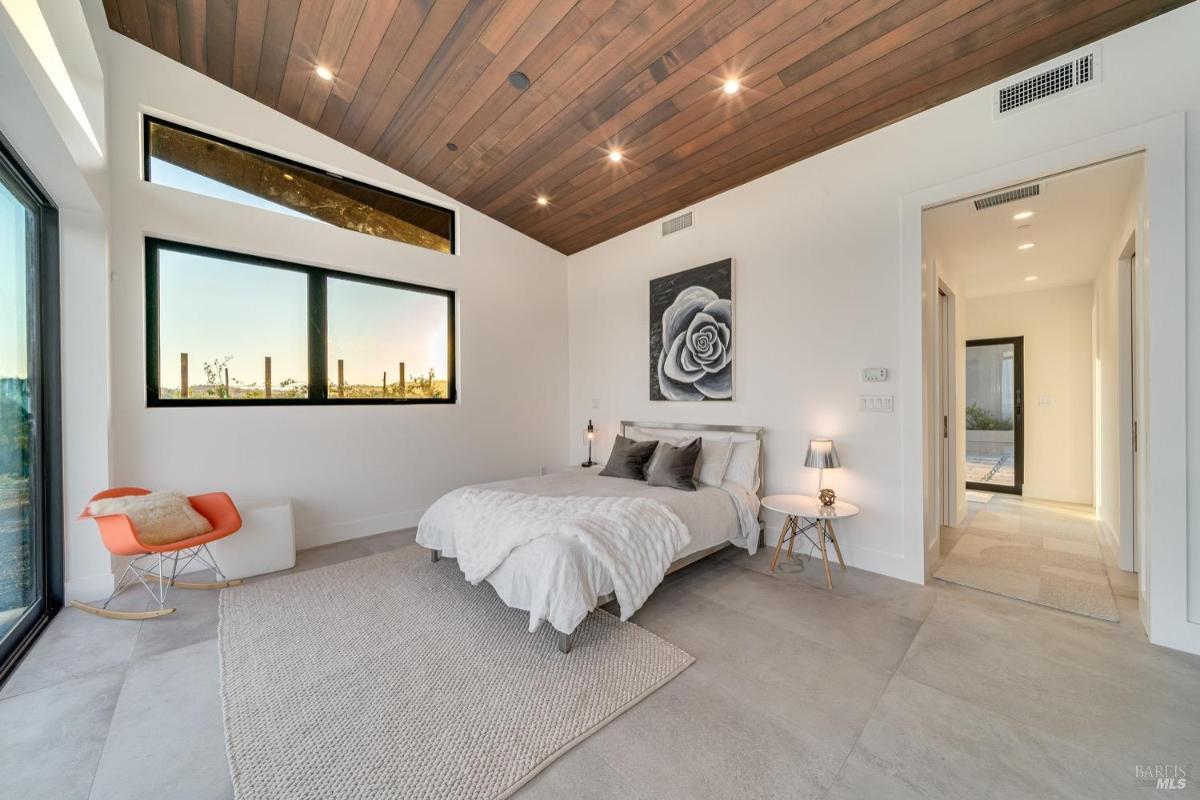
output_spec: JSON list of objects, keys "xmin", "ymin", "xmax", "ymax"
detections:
[
  {"xmin": 417, "ymin": 471, "xmax": 760, "ymax": 635},
  {"xmin": 450, "ymin": 489, "xmax": 690, "ymax": 623}
]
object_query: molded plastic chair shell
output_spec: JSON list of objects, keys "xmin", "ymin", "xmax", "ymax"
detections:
[{"xmin": 81, "ymin": 486, "xmax": 243, "ymax": 557}]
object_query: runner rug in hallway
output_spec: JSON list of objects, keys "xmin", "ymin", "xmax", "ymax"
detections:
[
  {"xmin": 935, "ymin": 524, "xmax": 1120, "ymax": 621},
  {"xmin": 218, "ymin": 546, "xmax": 693, "ymax": 800}
]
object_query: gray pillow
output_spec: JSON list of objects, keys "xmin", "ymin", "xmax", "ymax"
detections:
[
  {"xmin": 646, "ymin": 438, "xmax": 702, "ymax": 491},
  {"xmin": 599, "ymin": 435, "xmax": 659, "ymax": 481}
]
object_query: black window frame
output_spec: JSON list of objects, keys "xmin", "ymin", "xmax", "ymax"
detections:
[
  {"xmin": 142, "ymin": 115, "xmax": 457, "ymax": 255},
  {"xmin": 145, "ymin": 238, "xmax": 457, "ymax": 407},
  {"xmin": 0, "ymin": 129, "xmax": 63, "ymax": 687}
]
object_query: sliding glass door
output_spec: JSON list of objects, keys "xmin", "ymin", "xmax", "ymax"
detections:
[
  {"xmin": 0, "ymin": 133, "xmax": 60, "ymax": 681},
  {"xmin": 965, "ymin": 337, "xmax": 1024, "ymax": 494}
]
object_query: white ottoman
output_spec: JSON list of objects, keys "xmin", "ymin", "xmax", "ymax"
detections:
[{"xmin": 202, "ymin": 500, "xmax": 296, "ymax": 580}]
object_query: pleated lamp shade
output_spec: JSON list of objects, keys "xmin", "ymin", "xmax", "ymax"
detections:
[{"xmin": 804, "ymin": 439, "xmax": 841, "ymax": 469}]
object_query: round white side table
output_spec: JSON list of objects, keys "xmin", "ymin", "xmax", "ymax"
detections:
[{"xmin": 761, "ymin": 494, "xmax": 860, "ymax": 589}]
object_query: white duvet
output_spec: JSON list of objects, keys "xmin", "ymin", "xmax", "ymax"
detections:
[
  {"xmin": 450, "ymin": 489, "xmax": 690, "ymax": 623},
  {"xmin": 417, "ymin": 471, "xmax": 760, "ymax": 635}
]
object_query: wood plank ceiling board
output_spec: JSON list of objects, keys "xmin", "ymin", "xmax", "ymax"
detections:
[{"xmin": 107, "ymin": 0, "xmax": 1193, "ymax": 254}]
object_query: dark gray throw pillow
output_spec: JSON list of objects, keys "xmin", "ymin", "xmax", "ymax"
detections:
[
  {"xmin": 599, "ymin": 435, "xmax": 659, "ymax": 481},
  {"xmin": 646, "ymin": 437, "xmax": 702, "ymax": 491}
]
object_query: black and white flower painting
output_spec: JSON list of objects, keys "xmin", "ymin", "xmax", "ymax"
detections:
[{"xmin": 649, "ymin": 259, "xmax": 733, "ymax": 401}]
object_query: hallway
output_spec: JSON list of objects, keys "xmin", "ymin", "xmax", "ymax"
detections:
[{"xmin": 937, "ymin": 496, "xmax": 1134, "ymax": 621}]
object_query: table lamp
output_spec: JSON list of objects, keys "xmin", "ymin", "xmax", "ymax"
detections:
[
  {"xmin": 581, "ymin": 419, "xmax": 597, "ymax": 467},
  {"xmin": 805, "ymin": 439, "xmax": 840, "ymax": 506}
]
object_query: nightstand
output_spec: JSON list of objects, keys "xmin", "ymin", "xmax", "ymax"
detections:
[{"xmin": 761, "ymin": 494, "xmax": 859, "ymax": 589}]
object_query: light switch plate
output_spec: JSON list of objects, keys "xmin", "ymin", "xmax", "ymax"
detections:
[
  {"xmin": 859, "ymin": 394, "xmax": 894, "ymax": 412},
  {"xmin": 861, "ymin": 367, "xmax": 889, "ymax": 382}
]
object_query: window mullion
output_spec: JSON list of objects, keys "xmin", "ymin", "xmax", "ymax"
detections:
[{"xmin": 309, "ymin": 271, "xmax": 328, "ymax": 402}]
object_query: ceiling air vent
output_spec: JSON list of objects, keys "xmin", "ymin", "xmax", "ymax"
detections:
[
  {"xmin": 661, "ymin": 210, "xmax": 694, "ymax": 237},
  {"xmin": 995, "ymin": 47, "xmax": 1099, "ymax": 117},
  {"xmin": 973, "ymin": 184, "xmax": 1039, "ymax": 211}
]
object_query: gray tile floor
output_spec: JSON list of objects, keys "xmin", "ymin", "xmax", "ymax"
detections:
[{"xmin": 2, "ymin": 518, "xmax": 1198, "ymax": 800}]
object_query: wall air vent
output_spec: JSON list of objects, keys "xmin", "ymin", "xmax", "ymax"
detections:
[
  {"xmin": 661, "ymin": 210, "xmax": 694, "ymax": 237},
  {"xmin": 995, "ymin": 47, "xmax": 1099, "ymax": 117},
  {"xmin": 973, "ymin": 184, "xmax": 1040, "ymax": 211}
]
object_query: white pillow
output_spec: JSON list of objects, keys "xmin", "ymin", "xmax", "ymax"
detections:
[
  {"xmin": 725, "ymin": 439, "xmax": 761, "ymax": 493},
  {"xmin": 89, "ymin": 491, "xmax": 213, "ymax": 546},
  {"xmin": 696, "ymin": 435, "xmax": 734, "ymax": 487}
]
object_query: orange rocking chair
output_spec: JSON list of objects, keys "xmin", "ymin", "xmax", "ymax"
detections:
[{"xmin": 71, "ymin": 487, "xmax": 245, "ymax": 620}]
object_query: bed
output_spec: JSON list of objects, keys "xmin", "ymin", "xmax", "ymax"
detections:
[{"xmin": 417, "ymin": 422, "xmax": 763, "ymax": 652}]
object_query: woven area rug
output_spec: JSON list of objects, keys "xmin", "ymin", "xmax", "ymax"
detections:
[
  {"xmin": 935, "ymin": 523, "xmax": 1120, "ymax": 621},
  {"xmin": 218, "ymin": 546, "xmax": 693, "ymax": 799}
]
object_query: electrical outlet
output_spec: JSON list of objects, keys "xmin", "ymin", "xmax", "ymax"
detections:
[{"xmin": 859, "ymin": 394, "xmax": 894, "ymax": 412}]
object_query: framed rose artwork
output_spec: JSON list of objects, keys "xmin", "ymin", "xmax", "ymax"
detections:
[{"xmin": 649, "ymin": 259, "xmax": 733, "ymax": 401}]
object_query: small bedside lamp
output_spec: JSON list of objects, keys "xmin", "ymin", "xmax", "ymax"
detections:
[
  {"xmin": 805, "ymin": 439, "xmax": 841, "ymax": 505},
  {"xmin": 581, "ymin": 420, "xmax": 597, "ymax": 467}
]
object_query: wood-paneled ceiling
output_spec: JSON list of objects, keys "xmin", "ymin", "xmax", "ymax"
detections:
[{"xmin": 103, "ymin": 0, "xmax": 1189, "ymax": 254}]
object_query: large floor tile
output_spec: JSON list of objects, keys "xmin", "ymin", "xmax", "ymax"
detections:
[
  {"xmin": 130, "ymin": 584, "xmax": 221, "ymax": 660},
  {"xmin": 0, "ymin": 669, "xmax": 124, "ymax": 800},
  {"xmin": 899, "ymin": 613, "xmax": 1200, "ymax": 768},
  {"xmin": 678, "ymin": 559, "xmax": 921, "ymax": 672},
  {"xmin": 723, "ymin": 545, "xmax": 938, "ymax": 623},
  {"xmin": 88, "ymin": 639, "xmax": 231, "ymax": 800},
  {"xmin": 513, "ymin": 743, "xmax": 651, "ymax": 800},
  {"xmin": 583, "ymin": 667, "xmax": 836, "ymax": 800},
  {"xmin": 0, "ymin": 602, "xmax": 141, "ymax": 699},
  {"xmin": 359, "ymin": 528, "xmax": 417, "ymax": 554},
  {"xmin": 633, "ymin": 580, "xmax": 889, "ymax": 773},
  {"xmin": 852, "ymin": 673, "xmax": 1129, "ymax": 800}
]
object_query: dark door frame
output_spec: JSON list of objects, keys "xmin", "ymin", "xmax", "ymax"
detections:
[
  {"xmin": 0, "ymin": 129, "xmax": 63, "ymax": 687},
  {"xmin": 965, "ymin": 336, "xmax": 1024, "ymax": 496}
]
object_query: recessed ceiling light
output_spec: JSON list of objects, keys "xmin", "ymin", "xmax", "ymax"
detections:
[
  {"xmin": 536, "ymin": 196, "xmax": 548, "ymax": 206},
  {"xmin": 608, "ymin": 150, "xmax": 622, "ymax": 163},
  {"xmin": 315, "ymin": 65, "xmax": 334, "ymax": 81},
  {"xmin": 1025, "ymin": 275, "xmax": 1039, "ymax": 281},
  {"xmin": 1017, "ymin": 242, "xmax": 1035, "ymax": 251},
  {"xmin": 446, "ymin": 142, "xmax": 459, "ymax": 152},
  {"xmin": 723, "ymin": 79, "xmax": 740, "ymax": 95},
  {"xmin": 507, "ymin": 71, "xmax": 531, "ymax": 91},
  {"xmin": 1013, "ymin": 210, "xmax": 1034, "ymax": 220}
]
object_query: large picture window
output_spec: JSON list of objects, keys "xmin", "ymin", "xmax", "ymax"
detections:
[
  {"xmin": 146, "ymin": 239, "xmax": 455, "ymax": 406},
  {"xmin": 144, "ymin": 117, "xmax": 455, "ymax": 255}
]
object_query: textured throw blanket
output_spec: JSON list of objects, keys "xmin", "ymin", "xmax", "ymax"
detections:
[{"xmin": 449, "ymin": 489, "xmax": 690, "ymax": 622}]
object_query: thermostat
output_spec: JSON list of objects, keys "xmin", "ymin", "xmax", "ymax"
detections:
[{"xmin": 861, "ymin": 367, "xmax": 888, "ymax": 383}]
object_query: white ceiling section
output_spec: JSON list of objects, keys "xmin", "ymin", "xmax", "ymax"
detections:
[{"xmin": 924, "ymin": 153, "xmax": 1144, "ymax": 298}]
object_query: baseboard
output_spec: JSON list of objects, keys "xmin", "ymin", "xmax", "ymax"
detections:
[
  {"xmin": 295, "ymin": 508, "xmax": 425, "ymax": 550},
  {"xmin": 65, "ymin": 572, "xmax": 115, "ymax": 603}
]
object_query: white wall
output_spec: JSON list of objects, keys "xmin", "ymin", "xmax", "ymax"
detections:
[
  {"xmin": 1092, "ymin": 171, "xmax": 1144, "ymax": 569},
  {"xmin": 103, "ymin": 34, "xmax": 569, "ymax": 552},
  {"xmin": 965, "ymin": 285, "xmax": 1095, "ymax": 505},
  {"xmin": 0, "ymin": 11, "xmax": 112, "ymax": 601},
  {"xmin": 567, "ymin": 5, "xmax": 1200, "ymax": 596}
]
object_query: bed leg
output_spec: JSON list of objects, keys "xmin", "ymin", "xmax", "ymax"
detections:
[
  {"xmin": 430, "ymin": 548, "xmax": 440, "ymax": 563},
  {"xmin": 556, "ymin": 630, "xmax": 573, "ymax": 654}
]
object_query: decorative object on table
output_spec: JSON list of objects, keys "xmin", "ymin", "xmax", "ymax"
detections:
[
  {"xmin": 73, "ymin": 487, "xmax": 244, "ymax": 619},
  {"xmin": 581, "ymin": 419, "xmax": 597, "ymax": 467},
  {"xmin": 649, "ymin": 258, "xmax": 733, "ymax": 401},
  {"xmin": 762, "ymin": 494, "xmax": 860, "ymax": 589},
  {"xmin": 818, "ymin": 488, "xmax": 837, "ymax": 507},
  {"xmin": 805, "ymin": 438, "xmax": 841, "ymax": 500}
]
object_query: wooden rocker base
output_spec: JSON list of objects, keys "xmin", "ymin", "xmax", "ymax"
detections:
[
  {"xmin": 70, "ymin": 600, "xmax": 176, "ymax": 620},
  {"xmin": 145, "ymin": 574, "xmax": 243, "ymax": 590}
]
